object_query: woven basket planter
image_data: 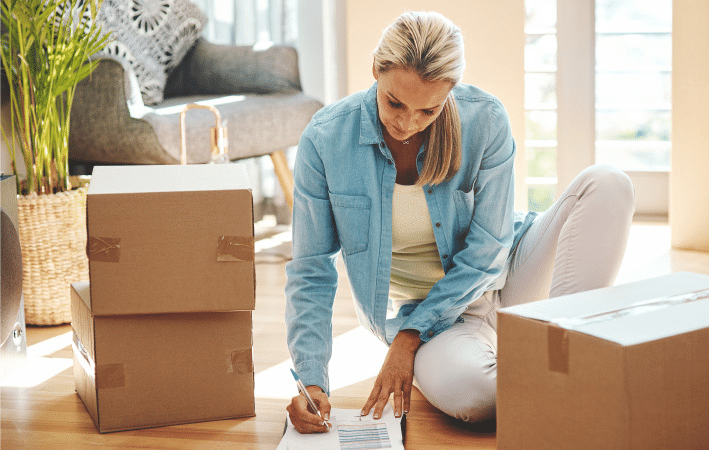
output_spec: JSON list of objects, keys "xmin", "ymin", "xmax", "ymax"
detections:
[{"xmin": 17, "ymin": 187, "xmax": 89, "ymax": 325}]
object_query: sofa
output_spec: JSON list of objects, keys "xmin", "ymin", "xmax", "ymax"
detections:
[{"xmin": 69, "ymin": 38, "xmax": 323, "ymax": 211}]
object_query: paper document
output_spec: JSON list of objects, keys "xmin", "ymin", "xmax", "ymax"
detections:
[{"xmin": 277, "ymin": 405, "xmax": 405, "ymax": 450}]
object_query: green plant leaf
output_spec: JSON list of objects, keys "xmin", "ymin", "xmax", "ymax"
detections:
[{"xmin": 1, "ymin": 0, "xmax": 107, "ymax": 194}]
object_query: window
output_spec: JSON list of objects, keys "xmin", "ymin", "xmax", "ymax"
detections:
[
  {"xmin": 525, "ymin": 0, "xmax": 558, "ymax": 212},
  {"xmin": 524, "ymin": 0, "xmax": 672, "ymax": 215},
  {"xmin": 595, "ymin": 0, "xmax": 671, "ymax": 172}
]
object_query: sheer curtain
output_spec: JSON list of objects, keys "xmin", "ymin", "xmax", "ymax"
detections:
[
  {"xmin": 191, "ymin": 0, "xmax": 299, "ymax": 224},
  {"xmin": 193, "ymin": 0, "xmax": 298, "ymax": 47}
]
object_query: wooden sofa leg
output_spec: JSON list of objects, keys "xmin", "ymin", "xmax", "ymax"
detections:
[{"xmin": 270, "ymin": 150, "xmax": 294, "ymax": 212}]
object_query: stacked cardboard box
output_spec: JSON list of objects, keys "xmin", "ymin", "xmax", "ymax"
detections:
[
  {"xmin": 497, "ymin": 272, "xmax": 709, "ymax": 450},
  {"xmin": 72, "ymin": 164, "xmax": 255, "ymax": 433}
]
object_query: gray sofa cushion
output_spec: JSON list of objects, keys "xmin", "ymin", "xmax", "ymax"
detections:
[
  {"xmin": 165, "ymin": 40, "xmax": 303, "ymax": 96},
  {"xmin": 140, "ymin": 93, "xmax": 322, "ymax": 163}
]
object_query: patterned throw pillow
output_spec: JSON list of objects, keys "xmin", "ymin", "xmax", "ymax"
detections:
[{"xmin": 96, "ymin": 0, "xmax": 208, "ymax": 105}]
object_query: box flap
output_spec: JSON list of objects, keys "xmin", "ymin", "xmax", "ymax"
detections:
[
  {"xmin": 72, "ymin": 281, "xmax": 92, "ymax": 310},
  {"xmin": 499, "ymin": 272, "xmax": 709, "ymax": 346},
  {"xmin": 88, "ymin": 164, "xmax": 250, "ymax": 195}
]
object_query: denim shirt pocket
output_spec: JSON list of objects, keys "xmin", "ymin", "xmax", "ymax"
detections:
[
  {"xmin": 452, "ymin": 187, "xmax": 475, "ymax": 232},
  {"xmin": 329, "ymin": 192, "xmax": 371, "ymax": 255}
]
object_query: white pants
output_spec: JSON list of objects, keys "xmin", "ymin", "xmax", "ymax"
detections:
[{"xmin": 413, "ymin": 165, "xmax": 635, "ymax": 422}]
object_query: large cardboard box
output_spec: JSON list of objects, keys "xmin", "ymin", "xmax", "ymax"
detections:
[
  {"xmin": 76, "ymin": 164, "xmax": 256, "ymax": 432},
  {"xmin": 497, "ymin": 272, "xmax": 709, "ymax": 450},
  {"xmin": 86, "ymin": 164, "xmax": 254, "ymax": 315},
  {"xmin": 72, "ymin": 282, "xmax": 255, "ymax": 433}
]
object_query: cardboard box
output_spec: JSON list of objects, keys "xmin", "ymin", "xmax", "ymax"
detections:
[
  {"xmin": 86, "ymin": 164, "xmax": 254, "ymax": 315},
  {"xmin": 72, "ymin": 282, "xmax": 255, "ymax": 433},
  {"xmin": 497, "ymin": 272, "xmax": 709, "ymax": 450}
]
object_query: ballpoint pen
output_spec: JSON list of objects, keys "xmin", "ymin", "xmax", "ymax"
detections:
[{"xmin": 290, "ymin": 368, "xmax": 330, "ymax": 428}]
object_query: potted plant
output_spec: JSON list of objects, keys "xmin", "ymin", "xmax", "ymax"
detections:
[{"xmin": 1, "ymin": 0, "xmax": 108, "ymax": 325}]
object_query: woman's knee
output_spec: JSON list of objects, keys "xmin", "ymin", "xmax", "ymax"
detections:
[
  {"xmin": 557, "ymin": 165, "xmax": 634, "ymax": 220},
  {"xmin": 414, "ymin": 332, "xmax": 497, "ymax": 422},
  {"xmin": 424, "ymin": 373, "xmax": 496, "ymax": 422},
  {"xmin": 578, "ymin": 164, "xmax": 635, "ymax": 216}
]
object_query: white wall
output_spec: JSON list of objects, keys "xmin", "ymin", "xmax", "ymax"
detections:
[
  {"xmin": 1, "ymin": 103, "xmax": 11, "ymax": 175},
  {"xmin": 671, "ymin": 0, "xmax": 709, "ymax": 251},
  {"xmin": 1, "ymin": 135, "xmax": 11, "ymax": 175},
  {"xmin": 297, "ymin": 0, "xmax": 347, "ymax": 105},
  {"xmin": 1, "ymin": 103, "xmax": 24, "ymax": 177},
  {"xmin": 345, "ymin": 1, "xmax": 527, "ymax": 210}
]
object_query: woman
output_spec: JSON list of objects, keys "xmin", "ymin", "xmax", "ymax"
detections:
[{"xmin": 285, "ymin": 11, "xmax": 634, "ymax": 432}]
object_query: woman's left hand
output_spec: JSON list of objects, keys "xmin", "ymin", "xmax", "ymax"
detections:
[{"xmin": 361, "ymin": 329, "xmax": 422, "ymax": 419}]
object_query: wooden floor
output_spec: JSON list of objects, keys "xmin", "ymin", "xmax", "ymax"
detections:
[{"xmin": 2, "ymin": 220, "xmax": 709, "ymax": 449}]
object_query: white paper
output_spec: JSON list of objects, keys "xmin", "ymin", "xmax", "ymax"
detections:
[{"xmin": 277, "ymin": 406, "xmax": 404, "ymax": 450}]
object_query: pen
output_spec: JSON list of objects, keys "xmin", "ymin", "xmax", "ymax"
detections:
[{"xmin": 290, "ymin": 368, "xmax": 329, "ymax": 427}]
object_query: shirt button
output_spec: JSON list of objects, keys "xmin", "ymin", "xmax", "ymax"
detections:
[
  {"xmin": 428, "ymin": 331, "xmax": 434, "ymax": 338},
  {"xmin": 427, "ymin": 189, "xmax": 433, "ymax": 194},
  {"xmin": 435, "ymin": 222, "xmax": 441, "ymax": 228},
  {"xmin": 388, "ymin": 160, "xmax": 393, "ymax": 165},
  {"xmin": 379, "ymin": 141, "xmax": 385, "ymax": 149},
  {"xmin": 443, "ymin": 254, "xmax": 448, "ymax": 259}
]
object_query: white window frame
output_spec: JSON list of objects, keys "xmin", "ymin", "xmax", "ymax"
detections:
[{"xmin": 556, "ymin": 0, "xmax": 669, "ymax": 219}]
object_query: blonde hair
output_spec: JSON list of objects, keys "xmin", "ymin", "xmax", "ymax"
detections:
[{"xmin": 374, "ymin": 11, "xmax": 465, "ymax": 186}]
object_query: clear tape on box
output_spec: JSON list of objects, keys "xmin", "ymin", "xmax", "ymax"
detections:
[{"xmin": 553, "ymin": 288, "xmax": 709, "ymax": 330}]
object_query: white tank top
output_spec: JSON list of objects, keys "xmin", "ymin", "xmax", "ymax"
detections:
[{"xmin": 389, "ymin": 183, "xmax": 445, "ymax": 315}]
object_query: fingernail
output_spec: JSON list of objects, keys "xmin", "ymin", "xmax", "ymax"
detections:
[
  {"xmin": 374, "ymin": 413, "xmax": 380, "ymax": 419},
  {"xmin": 360, "ymin": 410, "xmax": 367, "ymax": 416}
]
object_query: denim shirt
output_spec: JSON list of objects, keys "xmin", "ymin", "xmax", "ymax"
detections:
[{"xmin": 285, "ymin": 82, "xmax": 536, "ymax": 392}]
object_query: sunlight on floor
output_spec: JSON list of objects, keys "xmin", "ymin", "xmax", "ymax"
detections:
[
  {"xmin": 616, "ymin": 222, "xmax": 671, "ymax": 284},
  {"xmin": 255, "ymin": 230, "xmax": 292, "ymax": 253},
  {"xmin": 0, "ymin": 332, "xmax": 73, "ymax": 388},
  {"xmin": 255, "ymin": 327, "xmax": 388, "ymax": 399}
]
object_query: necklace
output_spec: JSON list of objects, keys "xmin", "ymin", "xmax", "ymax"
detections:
[{"xmin": 402, "ymin": 140, "xmax": 410, "ymax": 145}]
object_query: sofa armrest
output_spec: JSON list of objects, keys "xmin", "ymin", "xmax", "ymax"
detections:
[
  {"xmin": 69, "ymin": 58, "xmax": 176, "ymax": 164},
  {"xmin": 164, "ymin": 39, "xmax": 303, "ymax": 97}
]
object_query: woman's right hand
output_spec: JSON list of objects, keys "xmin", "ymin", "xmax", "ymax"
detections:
[{"xmin": 286, "ymin": 385, "xmax": 332, "ymax": 434}]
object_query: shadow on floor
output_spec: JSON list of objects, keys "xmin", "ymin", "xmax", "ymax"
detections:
[{"xmin": 445, "ymin": 414, "xmax": 497, "ymax": 435}]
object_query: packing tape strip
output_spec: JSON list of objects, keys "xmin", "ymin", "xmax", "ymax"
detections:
[
  {"xmin": 88, "ymin": 236, "xmax": 254, "ymax": 262},
  {"xmin": 217, "ymin": 236, "xmax": 254, "ymax": 262},
  {"xmin": 72, "ymin": 331, "xmax": 95, "ymax": 374},
  {"xmin": 87, "ymin": 237, "xmax": 121, "ymax": 262},
  {"xmin": 552, "ymin": 288, "xmax": 709, "ymax": 330},
  {"xmin": 73, "ymin": 332, "xmax": 126, "ymax": 389},
  {"xmin": 547, "ymin": 326, "xmax": 569, "ymax": 374},
  {"xmin": 96, "ymin": 363, "xmax": 126, "ymax": 390},
  {"xmin": 226, "ymin": 348, "xmax": 253, "ymax": 375}
]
